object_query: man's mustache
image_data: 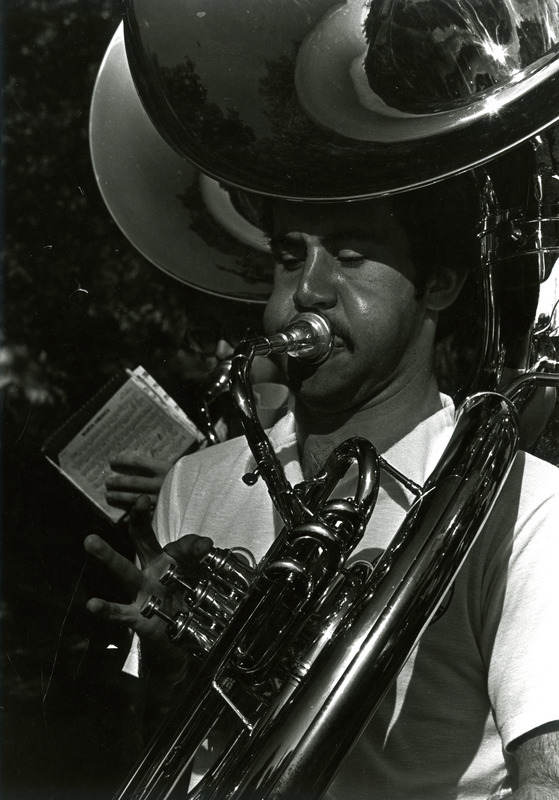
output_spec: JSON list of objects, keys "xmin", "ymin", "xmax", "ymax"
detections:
[
  {"xmin": 319, "ymin": 317, "xmax": 354, "ymax": 352},
  {"xmin": 330, "ymin": 321, "xmax": 354, "ymax": 351}
]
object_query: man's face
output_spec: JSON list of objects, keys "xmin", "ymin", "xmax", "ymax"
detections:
[{"xmin": 263, "ymin": 198, "xmax": 436, "ymax": 414}]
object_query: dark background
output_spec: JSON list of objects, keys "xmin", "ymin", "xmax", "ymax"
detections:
[
  {"xmin": 1, "ymin": 2, "xmax": 262, "ymax": 798},
  {"xmin": 2, "ymin": 3, "xmax": 559, "ymax": 800}
]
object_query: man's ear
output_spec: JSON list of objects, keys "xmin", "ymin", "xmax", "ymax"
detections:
[{"xmin": 424, "ymin": 266, "xmax": 467, "ymax": 311}]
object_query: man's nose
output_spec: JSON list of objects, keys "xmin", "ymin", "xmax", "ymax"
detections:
[{"xmin": 293, "ymin": 245, "xmax": 337, "ymax": 310}]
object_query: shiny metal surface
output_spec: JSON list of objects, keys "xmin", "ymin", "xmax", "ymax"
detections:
[
  {"xmin": 91, "ymin": 9, "xmax": 559, "ymax": 304},
  {"xmin": 250, "ymin": 312, "xmax": 333, "ymax": 363},
  {"xmin": 124, "ymin": 0, "xmax": 559, "ymax": 199},
  {"xmin": 200, "ymin": 395, "xmax": 522, "ymax": 799},
  {"xmin": 229, "ymin": 312, "xmax": 334, "ymax": 529},
  {"xmin": 113, "ymin": 314, "xmax": 381, "ymax": 800},
  {"xmin": 197, "ymin": 359, "xmax": 234, "ymax": 446},
  {"xmin": 90, "ymin": 24, "xmax": 273, "ymax": 300},
  {"xmin": 113, "ymin": 308, "xmax": 559, "ymax": 800}
]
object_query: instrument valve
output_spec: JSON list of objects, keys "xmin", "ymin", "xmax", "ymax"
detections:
[
  {"xmin": 191, "ymin": 581, "xmax": 238, "ymax": 624},
  {"xmin": 141, "ymin": 595, "xmax": 218, "ymax": 653},
  {"xmin": 161, "ymin": 564, "xmax": 240, "ymax": 621},
  {"xmin": 159, "ymin": 563, "xmax": 196, "ymax": 592},
  {"xmin": 205, "ymin": 546, "xmax": 257, "ymax": 591},
  {"xmin": 141, "ymin": 595, "xmax": 190, "ymax": 643}
]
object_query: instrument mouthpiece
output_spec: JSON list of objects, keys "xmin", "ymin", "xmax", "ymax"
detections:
[{"xmin": 267, "ymin": 312, "xmax": 333, "ymax": 364}]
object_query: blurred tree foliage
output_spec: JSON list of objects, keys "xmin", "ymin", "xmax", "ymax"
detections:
[
  {"xmin": 1, "ymin": 5, "xmax": 263, "ymax": 796},
  {"xmin": 2, "ymin": 0, "xmax": 262, "ymax": 437},
  {"xmin": 1, "ymin": 0, "xmax": 265, "ymax": 615}
]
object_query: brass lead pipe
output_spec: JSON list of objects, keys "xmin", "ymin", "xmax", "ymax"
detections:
[{"xmin": 229, "ymin": 312, "xmax": 332, "ymax": 529}]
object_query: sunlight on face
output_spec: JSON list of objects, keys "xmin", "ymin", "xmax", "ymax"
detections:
[{"xmin": 263, "ymin": 198, "xmax": 436, "ymax": 413}]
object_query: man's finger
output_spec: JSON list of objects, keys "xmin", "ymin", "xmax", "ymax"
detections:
[
  {"xmin": 109, "ymin": 453, "xmax": 171, "ymax": 476},
  {"xmin": 164, "ymin": 534, "xmax": 214, "ymax": 565},
  {"xmin": 84, "ymin": 534, "xmax": 141, "ymax": 591},
  {"xmin": 106, "ymin": 489, "xmax": 159, "ymax": 510},
  {"xmin": 106, "ymin": 474, "xmax": 162, "ymax": 491},
  {"xmin": 86, "ymin": 597, "xmax": 144, "ymax": 629}
]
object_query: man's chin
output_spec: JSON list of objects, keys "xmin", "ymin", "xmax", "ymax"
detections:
[
  {"xmin": 287, "ymin": 358, "xmax": 359, "ymax": 414},
  {"xmin": 293, "ymin": 382, "xmax": 357, "ymax": 418}
]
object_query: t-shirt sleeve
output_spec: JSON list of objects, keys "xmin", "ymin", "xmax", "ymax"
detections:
[
  {"xmin": 153, "ymin": 453, "xmax": 201, "ymax": 547},
  {"xmin": 481, "ymin": 459, "xmax": 559, "ymax": 750}
]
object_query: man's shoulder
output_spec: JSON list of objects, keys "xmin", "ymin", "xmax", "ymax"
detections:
[
  {"xmin": 495, "ymin": 450, "xmax": 559, "ymax": 532},
  {"xmin": 175, "ymin": 434, "xmax": 252, "ymax": 476},
  {"xmin": 512, "ymin": 450, "xmax": 559, "ymax": 497},
  {"xmin": 173, "ymin": 408, "xmax": 298, "ymax": 480},
  {"xmin": 465, "ymin": 451, "xmax": 559, "ymax": 586}
]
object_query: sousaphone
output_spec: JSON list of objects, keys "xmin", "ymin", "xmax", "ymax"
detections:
[{"xmin": 91, "ymin": 0, "xmax": 559, "ymax": 274}]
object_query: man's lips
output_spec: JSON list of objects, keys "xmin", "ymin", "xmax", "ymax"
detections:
[{"xmin": 332, "ymin": 335, "xmax": 345, "ymax": 349}]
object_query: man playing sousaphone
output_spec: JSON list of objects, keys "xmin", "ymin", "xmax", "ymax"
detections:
[{"xmin": 85, "ymin": 1, "xmax": 559, "ymax": 798}]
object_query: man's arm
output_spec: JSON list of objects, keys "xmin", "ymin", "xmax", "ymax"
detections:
[{"xmin": 510, "ymin": 725, "xmax": 559, "ymax": 799}]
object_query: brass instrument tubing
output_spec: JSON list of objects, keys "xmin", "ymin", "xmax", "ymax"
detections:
[{"xmin": 229, "ymin": 311, "xmax": 334, "ymax": 529}]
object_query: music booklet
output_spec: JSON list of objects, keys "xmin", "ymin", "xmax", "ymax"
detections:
[{"xmin": 42, "ymin": 366, "xmax": 203, "ymax": 523}]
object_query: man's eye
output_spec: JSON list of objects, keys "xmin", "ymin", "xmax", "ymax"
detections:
[
  {"xmin": 278, "ymin": 253, "xmax": 303, "ymax": 270},
  {"xmin": 337, "ymin": 249, "xmax": 365, "ymax": 264}
]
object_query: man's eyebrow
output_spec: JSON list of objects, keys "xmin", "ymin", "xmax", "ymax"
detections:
[
  {"xmin": 268, "ymin": 232, "xmax": 301, "ymax": 252},
  {"xmin": 325, "ymin": 228, "xmax": 379, "ymax": 245}
]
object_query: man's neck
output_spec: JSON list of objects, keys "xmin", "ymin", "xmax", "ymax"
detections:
[{"xmin": 295, "ymin": 376, "xmax": 444, "ymax": 479}]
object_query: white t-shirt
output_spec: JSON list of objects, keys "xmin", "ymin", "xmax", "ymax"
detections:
[{"xmin": 141, "ymin": 396, "xmax": 559, "ymax": 800}]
